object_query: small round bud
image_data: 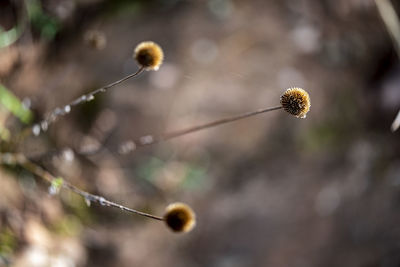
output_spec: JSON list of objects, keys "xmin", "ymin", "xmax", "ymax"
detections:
[
  {"xmin": 280, "ymin": 87, "xmax": 311, "ymax": 118},
  {"xmin": 134, "ymin": 41, "xmax": 164, "ymax": 71},
  {"xmin": 163, "ymin": 202, "xmax": 196, "ymax": 233}
]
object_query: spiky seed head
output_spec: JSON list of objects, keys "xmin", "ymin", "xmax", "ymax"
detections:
[
  {"xmin": 164, "ymin": 202, "xmax": 196, "ymax": 233},
  {"xmin": 134, "ymin": 41, "xmax": 164, "ymax": 71},
  {"xmin": 280, "ymin": 87, "xmax": 311, "ymax": 118}
]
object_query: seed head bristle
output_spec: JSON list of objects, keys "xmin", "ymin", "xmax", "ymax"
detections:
[
  {"xmin": 134, "ymin": 41, "xmax": 164, "ymax": 71},
  {"xmin": 164, "ymin": 202, "xmax": 196, "ymax": 233},
  {"xmin": 280, "ymin": 87, "xmax": 311, "ymax": 118}
]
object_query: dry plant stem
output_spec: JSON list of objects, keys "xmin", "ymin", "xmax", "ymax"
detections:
[
  {"xmin": 30, "ymin": 67, "xmax": 145, "ymax": 136},
  {"xmin": 134, "ymin": 106, "xmax": 283, "ymax": 147},
  {"xmin": 29, "ymin": 106, "xmax": 283, "ymax": 158},
  {"xmin": 391, "ymin": 109, "xmax": 400, "ymax": 132},
  {"xmin": 375, "ymin": 0, "xmax": 400, "ymax": 57},
  {"xmin": 375, "ymin": 0, "xmax": 400, "ymax": 131},
  {"xmin": 0, "ymin": 153, "xmax": 163, "ymax": 221}
]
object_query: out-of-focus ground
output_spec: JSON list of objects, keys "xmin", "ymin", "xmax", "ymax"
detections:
[{"xmin": 1, "ymin": 0, "xmax": 400, "ymax": 266}]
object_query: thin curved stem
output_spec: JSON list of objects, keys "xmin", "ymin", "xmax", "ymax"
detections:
[
  {"xmin": 0, "ymin": 152, "xmax": 163, "ymax": 221},
  {"xmin": 30, "ymin": 67, "xmax": 145, "ymax": 136},
  {"xmin": 27, "ymin": 105, "xmax": 283, "ymax": 158},
  {"xmin": 117, "ymin": 105, "xmax": 283, "ymax": 154},
  {"xmin": 160, "ymin": 105, "xmax": 283, "ymax": 142}
]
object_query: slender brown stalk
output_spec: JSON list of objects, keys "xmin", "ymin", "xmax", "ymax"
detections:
[
  {"xmin": 137, "ymin": 106, "xmax": 282, "ymax": 146},
  {"xmin": 159, "ymin": 106, "xmax": 283, "ymax": 142},
  {"xmin": 117, "ymin": 105, "xmax": 283, "ymax": 154},
  {"xmin": 0, "ymin": 152, "xmax": 163, "ymax": 221},
  {"xmin": 30, "ymin": 67, "xmax": 144, "ymax": 136}
]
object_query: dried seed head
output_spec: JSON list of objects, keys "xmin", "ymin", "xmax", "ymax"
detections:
[
  {"xmin": 164, "ymin": 202, "xmax": 196, "ymax": 233},
  {"xmin": 134, "ymin": 41, "xmax": 164, "ymax": 71},
  {"xmin": 280, "ymin": 87, "xmax": 311, "ymax": 118}
]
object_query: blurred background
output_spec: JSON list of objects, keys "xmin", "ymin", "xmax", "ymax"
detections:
[{"xmin": 1, "ymin": 0, "xmax": 400, "ymax": 266}]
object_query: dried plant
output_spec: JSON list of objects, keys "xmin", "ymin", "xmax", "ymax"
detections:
[
  {"xmin": 134, "ymin": 41, "xmax": 164, "ymax": 71},
  {"xmin": 0, "ymin": 40, "xmax": 310, "ymax": 235},
  {"xmin": 164, "ymin": 202, "xmax": 196, "ymax": 233},
  {"xmin": 280, "ymin": 87, "xmax": 311, "ymax": 119}
]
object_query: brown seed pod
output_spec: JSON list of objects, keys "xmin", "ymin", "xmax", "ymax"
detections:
[
  {"xmin": 134, "ymin": 41, "xmax": 164, "ymax": 71},
  {"xmin": 280, "ymin": 87, "xmax": 311, "ymax": 118},
  {"xmin": 163, "ymin": 202, "xmax": 196, "ymax": 233}
]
